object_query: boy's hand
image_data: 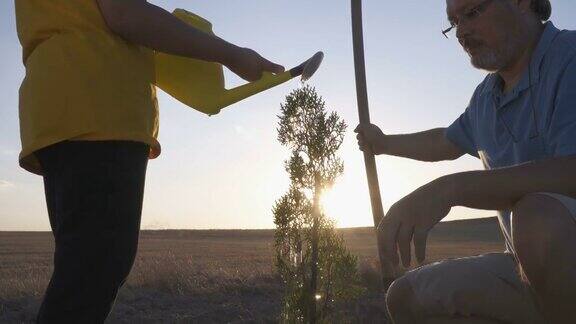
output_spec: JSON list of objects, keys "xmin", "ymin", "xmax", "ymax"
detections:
[
  {"xmin": 225, "ymin": 47, "xmax": 285, "ymax": 82},
  {"xmin": 354, "ymin": 123, "xmax": 387, "ymax": 155}
]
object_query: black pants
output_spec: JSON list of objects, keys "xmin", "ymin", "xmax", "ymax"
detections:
[{"xmin": 35, "ymin": 141, "xmax": 149, "ymax": 323}]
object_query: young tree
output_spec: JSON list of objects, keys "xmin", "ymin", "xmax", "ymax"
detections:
[{"xmin": 273, "ymin": 85, "xmax": 363, "ymax": 323}]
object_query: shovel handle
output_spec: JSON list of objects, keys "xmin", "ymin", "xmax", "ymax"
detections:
[{"xmin": 351, "ymin": 0, "xmax": 397, "ymax": 287}]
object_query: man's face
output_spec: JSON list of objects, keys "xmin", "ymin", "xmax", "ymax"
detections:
[{"xmin": 446, "ymin": 0, "xmax": 526, "ymax": 72}]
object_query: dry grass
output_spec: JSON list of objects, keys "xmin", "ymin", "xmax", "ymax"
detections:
[{"xmin": 0, "ymin": 218, "xmax": 504, "ymax": 323}]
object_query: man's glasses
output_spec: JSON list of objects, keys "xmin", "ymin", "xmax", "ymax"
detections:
[{"xmin": 442, "ymin": 0, "xmax": 496, "ymax": 38}]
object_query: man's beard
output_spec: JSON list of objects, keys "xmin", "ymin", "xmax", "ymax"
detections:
[{"xmin": 469, "ymin": 35, "xmax": 523, "ymax": 73}]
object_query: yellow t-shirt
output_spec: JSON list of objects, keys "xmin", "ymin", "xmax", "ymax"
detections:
[{"xmin": 15, "ymin": 0, "xmax": 161, "ymax": 175}]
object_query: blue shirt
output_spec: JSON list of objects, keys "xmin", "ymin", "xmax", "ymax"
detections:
[{"xmin": 445, "ymin": 22, "xmax": 576, "ymax": 243}]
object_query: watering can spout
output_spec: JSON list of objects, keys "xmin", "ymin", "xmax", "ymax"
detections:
[
  {"xmin": 219, "ymin": 72, "xmax": 292, "ymax": 112},
  {"xmin": 220, "ymin": 52, "xmax": 324, "ymax": 111},
  {"xmin": 154, "ymin": 9, "xmax": 324, "ymax": 116}
]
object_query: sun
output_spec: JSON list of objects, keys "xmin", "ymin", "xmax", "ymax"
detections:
[
  {"xmin": 318, "ymin": 181, "xmax": 373, "ymax": 228},
  {"xmin": 319, "ymin": 188, "xmax": 337, "ymax": 222}
]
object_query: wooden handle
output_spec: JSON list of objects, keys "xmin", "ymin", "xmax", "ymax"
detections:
[{"xmin": 351, "ymin": 0, "xmax": 397, "ymax": 286}]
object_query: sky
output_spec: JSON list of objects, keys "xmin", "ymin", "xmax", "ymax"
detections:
[{"xmin": 1, "ymin": 1, "xmax": 576, "ymax": 231}]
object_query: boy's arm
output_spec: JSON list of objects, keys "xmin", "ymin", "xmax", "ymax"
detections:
[
  {"xmin": 355, "ymin": 125, "xmax": 465, "ymax": 162},
  {"xmin": 96, "ymin": 0, "xmax": 284, "ymax": 81}
]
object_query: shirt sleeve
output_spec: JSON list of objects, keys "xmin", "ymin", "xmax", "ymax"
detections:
[
  {"xmin": 445, "ymin": 104, "xmax": 479, "ymax": 158},
  {"xmin": 547, "ymin": 57, "xmax": 576, "ymax": 158}
]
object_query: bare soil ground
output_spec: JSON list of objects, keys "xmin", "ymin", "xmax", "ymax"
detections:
[{"xmin": 0, "ymin": 217, "xmax": 504, "ymax": 323}]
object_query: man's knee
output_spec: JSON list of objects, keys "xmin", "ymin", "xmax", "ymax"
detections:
[
  {"xmin": 386, "ymin": 276, "xmax": 418, "ymax": 320},
  {"xmin": 512, "ymin": 193, "xmax": 576, "ymax": 288}
]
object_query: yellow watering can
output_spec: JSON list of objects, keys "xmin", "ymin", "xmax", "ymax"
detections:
[{"xmin": 154, "ymin": 9, "xmax": 324, "ymax": 116}]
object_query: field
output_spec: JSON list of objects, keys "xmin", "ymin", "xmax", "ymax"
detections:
[{"xmin": 0, "ymin": 217, "xmax": 504, "ymax": 323}]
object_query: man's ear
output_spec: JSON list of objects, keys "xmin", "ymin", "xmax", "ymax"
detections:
[
  {"xmin": 516, "ymin": 0, "xmax": 533, "ymax": 14},
  {"xmin": 505, "ymin": 0, "xmax": 530, "ymax": 14}
]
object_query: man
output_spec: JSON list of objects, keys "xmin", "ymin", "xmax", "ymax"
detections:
[
  {"xmin": 15, "ymin": 0, "xmax": 283, "ymax": 322},
  {"xmin": 355, "ymin": 0, "xmax": 576, "ymax": 323}
]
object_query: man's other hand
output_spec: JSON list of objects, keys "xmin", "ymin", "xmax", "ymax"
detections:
[{"xmin": 378, "ymin": 177, "xmax": 454, "ymax": 268}]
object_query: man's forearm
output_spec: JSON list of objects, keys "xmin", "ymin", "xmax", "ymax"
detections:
[
  {"xmin": 446, "ymin": 155, "xmax": 576, "ymax": 211},
  {"xmin": 103, "ymin": 1, "xmax": 238, "ymax": 65},
  {"xmin": 382, "ymin": 128, "xmax": 463, "ymax": 162}
]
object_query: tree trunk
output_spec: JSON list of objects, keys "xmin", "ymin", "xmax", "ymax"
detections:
[{"xmin": 309, "ymin": 173, "xmax": 322, "ymax": 323}]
